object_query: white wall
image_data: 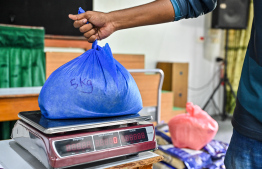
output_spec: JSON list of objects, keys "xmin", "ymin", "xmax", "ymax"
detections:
[{"xmin": 94, "ymin": 0, "xmax": 223, "ymax": 115}]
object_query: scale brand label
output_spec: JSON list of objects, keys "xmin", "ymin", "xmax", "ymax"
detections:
[
  {"xmin": 97, "ymin": 133, "xmax": 114, "ymax": 137},
  {"xmin": 54, "ymin": 136, "xmax": 94, "ymax": 157},
  {"xmin": 73, "ymin": 137, "xmax": 84, "ymax": 141}
]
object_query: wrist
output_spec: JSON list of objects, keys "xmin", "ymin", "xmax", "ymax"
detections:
[{"xmin": 107, "ymin": 12, "xmax": 121, "ymax": 32}]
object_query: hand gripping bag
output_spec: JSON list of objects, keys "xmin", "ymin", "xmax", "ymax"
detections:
[
  {"xmin": 168, "ymin": 102, "xmax": 218, "ymax": 150},
  {"xmin": 38, "ymin": 40, "xmax": 142, "ymax": 119}
]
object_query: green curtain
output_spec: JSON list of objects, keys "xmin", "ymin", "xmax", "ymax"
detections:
[
  {"xmin": 226, "ymin": 1, "xmax": 254, "ymax": 114},
  {"xmin": 0, "ymin": 25, "xmax": 45, "ymax": 140}
]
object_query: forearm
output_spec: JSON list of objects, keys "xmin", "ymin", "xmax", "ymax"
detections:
[
  {"xmin": 69, "ymin": 0, "xmax": 216, "ymax": 42},
  {"xmin": 108, "ymin": 0, "xmax": 175, "ymax": 31}
]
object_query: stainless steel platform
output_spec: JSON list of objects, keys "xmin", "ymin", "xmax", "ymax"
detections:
[{"xmin": 18, "ymin": 111, "xmax": 152, "ymax": 134}]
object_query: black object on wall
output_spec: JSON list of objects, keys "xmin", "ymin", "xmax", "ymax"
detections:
[
  {"xmin": 0, "ymin": 0, "xmax": 93, "ymax": 36},
  {"xmin": 212, "ymin": 0, "xmax": 250, "ymax": 29},
  {"xmin": 204, "ymin": 0, "xmax": 250, "ymax": 120}
]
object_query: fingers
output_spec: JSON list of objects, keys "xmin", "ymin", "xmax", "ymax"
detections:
[
  {"xmin": 79, "ymin": 23, "xmax": 93, "ymax": 33},
  {"xmin": 87, "ymin": 35, "xmax": 98, "ymax": 43},
  {"xmin": 68, "ymin": 12, "xmax": 102, "ymax": 42},
  {"xmin": 73, "ymin": 19, "xmax": 87, "ymax": 28},
  {"xmin": 79, "ymin": 24, "xmax": 97, "ymax": 42},
  {"xmin": 84, "ymin": 29, "xmax": 99, "ymax": 43}
]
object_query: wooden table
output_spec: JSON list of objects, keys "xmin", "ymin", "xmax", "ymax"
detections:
[
  {"xmin": 0, "ymin": 87, "xmax": 41, "ymax": 122},
  {"xmin": 105, "ymin": 155, "xmax": 163, "ymax": 169}
]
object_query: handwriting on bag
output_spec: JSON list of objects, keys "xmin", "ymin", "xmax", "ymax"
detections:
[{"xmin": 70, "ymin": 78, "xmax": 93, "ymax": 94}]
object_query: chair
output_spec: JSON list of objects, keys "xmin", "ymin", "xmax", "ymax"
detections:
[{"xmin": 129, "ymin": 69, "xmax": 164, "ymax": 124}]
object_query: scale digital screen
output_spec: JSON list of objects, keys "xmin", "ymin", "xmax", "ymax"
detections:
[
  {"xmin": 119, "ymin": 128, "xmax": 148, "ymax": 145},
  {"xmin": 54, "ymin": 128, "xmax": 149, "ymax": 157},
  {"xmin": 93, "ymin": 132, "xmax": 121, "ymax": 151},
  {"xmin": 54, "ymin": 136, "xmax": 94, "ymax": 157}
]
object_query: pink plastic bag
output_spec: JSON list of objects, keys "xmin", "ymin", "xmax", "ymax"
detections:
[{"xmin": 168, "ymin": 102, "xmax": 218, "ymax": 150}]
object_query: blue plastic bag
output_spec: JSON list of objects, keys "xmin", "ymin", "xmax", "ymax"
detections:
[{"xmin": 38, "ymin": 17, "xmax": 142, "ymax": 119}]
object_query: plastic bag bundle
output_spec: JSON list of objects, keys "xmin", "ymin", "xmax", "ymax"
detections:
[
  {"xmin": 154, "ymin": 149, "xmax": 185, "ymax": 169},
  {"xmin": 153, "ymin": 162, "xmax": 176, "ymax": 169},
  {"xmin": 168, "ymin": 102, "xmax": 218, "ymax": 150},
  {"xmin": 38, "ymin": 40, "xmax": 142, "ymax": 119},
  {"xmin": 203, "ymin": 140, "xmax": 229, "ymax": 159},
  {"xmin": 158, "ymin": 145, "xmax": 212, "ymax": 169},
  {"xmin": 155, "ymin": 125, "xmax": 172, "ymax": 144}
]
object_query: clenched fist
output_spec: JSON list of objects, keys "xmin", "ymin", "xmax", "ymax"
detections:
[{"xmin": 69, "ymin": 11, "xmax": 116, "ymax": 43}]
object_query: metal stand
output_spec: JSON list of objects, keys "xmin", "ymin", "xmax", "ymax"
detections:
[{"xmin": 202, "ymin": 30, "xmax": 236, "ymax": 120}]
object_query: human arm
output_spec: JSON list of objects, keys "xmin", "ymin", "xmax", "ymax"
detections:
[
  {"xmin": 68, "ymin": 0, "xmax": 217, "ymax": 42},
  {"xmin": 68, "ymin": 0, "xmax": 174, "ymax": 42}
]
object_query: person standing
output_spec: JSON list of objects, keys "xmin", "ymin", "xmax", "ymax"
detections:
[{"xmin": 69, "ymin": 0, "xmax": 262, "ymax": 168}]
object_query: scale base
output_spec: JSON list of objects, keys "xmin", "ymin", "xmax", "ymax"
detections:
[
  {"xmin": 0, "ymin": 140, "xmax": 160, "ymax": 169},
  {"xmin": 12, "ymin": 114, "xmax": 157, "ymax": 169}
]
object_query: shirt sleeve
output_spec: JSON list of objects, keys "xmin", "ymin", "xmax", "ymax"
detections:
[{"xmin": 170, "ymin": 0, "xmax": 217, "ymax": 21}]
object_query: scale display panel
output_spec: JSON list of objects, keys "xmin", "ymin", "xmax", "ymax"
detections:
[
  {"xmin": 54, "ymin": 136, "xmax": 94, "ymax": 157},
  {"xmin": 93, "ymin": 132, "xmax": 121, "ymax": 151},
  {"xmin": 120, "ymin": 128, "xmax": 148, "ymax": 145},
  {"xmin": 53, "ymin": 127, "xmax": 149, "ymax": 158}
]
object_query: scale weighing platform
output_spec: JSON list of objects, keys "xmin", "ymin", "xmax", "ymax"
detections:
[{"xmin": 10, "ymin": 111, "xmax": 157, "ymax": 169}]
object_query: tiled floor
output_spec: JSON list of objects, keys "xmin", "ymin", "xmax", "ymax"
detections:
[{"xmin": 213, "ymin": 115, "xmax": 233, "ymax": 143}]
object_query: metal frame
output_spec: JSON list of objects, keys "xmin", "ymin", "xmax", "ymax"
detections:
[{"xmin": 128, "ymin": 69, "xmax": 164, "ymax": 124}]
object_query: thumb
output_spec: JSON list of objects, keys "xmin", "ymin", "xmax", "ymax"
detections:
[{"xmin": 68, "ymin": 13, "xmax": 90, "ymax": 21}]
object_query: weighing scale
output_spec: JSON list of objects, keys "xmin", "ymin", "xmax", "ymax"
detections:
[{"xmin": 12, "ymin": 111, "xmax": 157, "ymax": 169}]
